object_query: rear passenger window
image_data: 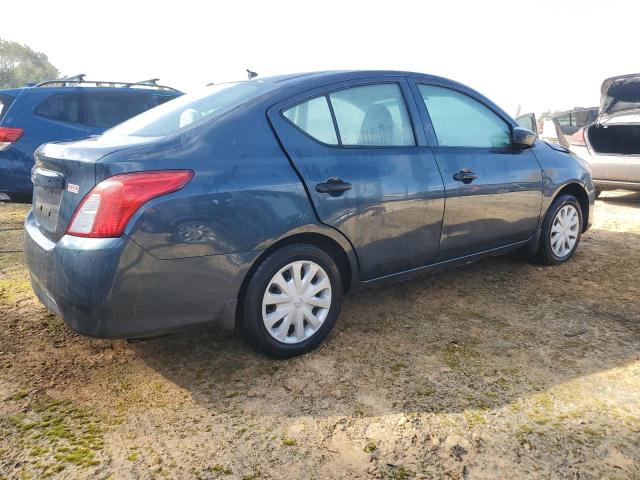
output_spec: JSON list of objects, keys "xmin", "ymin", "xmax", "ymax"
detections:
[
  {"xmin": 283, "ymin": 96, "xmax": 338, "ymax": 145},
  {"xmin": 418, "ymin": 84, "xmax": 510, "ymax": 148},
  {"xmin": 87, "ymin": 92, "xmax": 152, "ymax": 129},
  {"xmin": 34, "ymin": 93, "xmax": 85, "ymax": 124},
  {"xmin": 329, "ymin": 84, "xmax": 414, "ymax": 146}
]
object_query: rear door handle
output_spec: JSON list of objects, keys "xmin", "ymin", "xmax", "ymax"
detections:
[
  {"xmin": 452, "ymin": 169, "xmax": 478, "ymax": 184},
  {"xmin": 315, "ymin": 177, "xmax": 352, "ymax": 196}
]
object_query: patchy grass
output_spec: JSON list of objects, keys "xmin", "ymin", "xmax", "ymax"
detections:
[
  {"xmin": 3, "ymin": 394, "xmax": 106, "ymax": 477},
  {"xmin": 0, "ymin": 277, "xmax": 33, "ymax": 305},
  {"xmin": 364, "ymin": 441, "xmax": 377, "ymax": 453}
]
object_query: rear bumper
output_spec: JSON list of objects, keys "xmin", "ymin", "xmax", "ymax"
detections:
[{"xmin": 24, "ymin": 210, "xmax": 254, "ymax": 338}]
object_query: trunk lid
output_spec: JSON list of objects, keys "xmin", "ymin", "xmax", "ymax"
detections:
[
  {"xmin": 32, "ymin": 135, "xmax": 158, "ymax": 241},
  {"xmin": 597, "ymin": 73, "xmax": 640, "ymax": 124}
]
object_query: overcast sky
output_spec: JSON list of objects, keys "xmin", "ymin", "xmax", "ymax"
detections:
[{"xmin": 4, "ymin": 0, "xmax": 637, "ymax": 116}]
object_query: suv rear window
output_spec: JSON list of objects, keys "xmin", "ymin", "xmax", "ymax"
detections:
[
  {"xmin": 34, "ymin": 92, "xmax": 85, "ymax": 125},
  {"xmin": 0, "ymin": 93, "xmax": 16, "ymax": 122},
  {"xmin": 104, "ymin": 81, "xmax": 276, "ymax": 138},
  {"xmin": 87, "ymin": 92, "xmax": 152, "ymax": 129}
]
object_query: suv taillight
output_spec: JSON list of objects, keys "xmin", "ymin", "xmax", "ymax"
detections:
[
  {"xmin": 66, "ymin": 170, "xmax": 194, "ymax": 238},
  {"xmin": 0, "ymin": 127, "xmax": 24, "ymax": 151}
]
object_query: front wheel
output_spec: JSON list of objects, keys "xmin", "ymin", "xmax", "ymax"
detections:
[
  {"xmin": 536, "ymin": 194, "xmax": 583, "ymax": 266},
  {"xmin": 240, "ymin": 244, "xmax": 343, "ymax": 358}
]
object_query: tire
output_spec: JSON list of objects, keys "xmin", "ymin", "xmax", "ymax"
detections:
[
  {"xmin": 536, "ymin": 194, "xmax": 583, "ymax": 266},
  {"xmin": 240, "ymin": 243, "xmax": 343, "ymax": 358}
]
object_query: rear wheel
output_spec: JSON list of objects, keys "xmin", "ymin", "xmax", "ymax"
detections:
[
  {"xmin": 240, "ymin": 244, "xmax": 343, "ymax": 358},
  {"xmin": 536, "ymin": 194, "xmax": 583, "ymax": 265}
]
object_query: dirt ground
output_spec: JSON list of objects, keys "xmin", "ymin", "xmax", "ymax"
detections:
[{"xmin": 0, "ymin": 192, "xmax": 639, "ymax": 480}]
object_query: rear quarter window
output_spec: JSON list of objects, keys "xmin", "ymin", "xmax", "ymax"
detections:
[
  {"xmin": 283, "ymin": 96, "xmax": 338, "ymax": 144},
  {"xmin": 0, "ymin": 93, "xmax": 15, "ymax": 122},
  {"xmin": 34, "ymin": 92, "xmax": 85, "ymax": 125}
]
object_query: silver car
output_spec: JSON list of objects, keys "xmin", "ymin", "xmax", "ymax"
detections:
[{"xmin": 518, "ymin": 74, "xmax": 640, "ymax": 196}]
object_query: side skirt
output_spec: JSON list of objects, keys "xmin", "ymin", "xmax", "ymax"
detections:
[{"xmin": 359, "ymin": 238, "xmax": 532, "ymax": 289}]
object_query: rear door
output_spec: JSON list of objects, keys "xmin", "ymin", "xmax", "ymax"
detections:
[
  {"xmin": 410, "ymin": 81, "xmax": 543, "ymax": 261},
  {"xmin": 268, "ymin": 78, "xmax": 445, "ymax": 280}
]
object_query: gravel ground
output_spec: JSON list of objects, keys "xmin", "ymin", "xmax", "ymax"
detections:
[{"xmin": 1, "ymin": 192, "xmax": 639, "ymax": 480}]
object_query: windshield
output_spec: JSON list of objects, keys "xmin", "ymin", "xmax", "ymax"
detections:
[{"xmin": 103, "ymin": 81, "xmax": 277, "ymax": 137}]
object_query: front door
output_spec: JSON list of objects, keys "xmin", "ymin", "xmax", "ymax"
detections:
[
  {"xmin": 411, "ymin": 81, "xmax": 543, "ymax": 261},
  {"xmin": 269, "ymin": 79, "xmax": 445, "ymax": 280}
]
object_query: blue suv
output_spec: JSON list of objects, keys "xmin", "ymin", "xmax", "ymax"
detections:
[
  {"xmin": 0, "ymin": 75, "xmax": 182, "ymax": 198},
  {"xmin": 23, "ymin": 71, "xmax": 594, "ymax": 358}
]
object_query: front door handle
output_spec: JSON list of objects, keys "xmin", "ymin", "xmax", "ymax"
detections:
[
  {"xmin": 315, "ymin": 177, "xmax": 353, "ymax": 196},
  {"xmin": 452, "ymin": 169, "xmax": 478, "ymax": 184}
]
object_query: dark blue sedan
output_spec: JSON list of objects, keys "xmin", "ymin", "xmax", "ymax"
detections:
[{"xmin": 23, "ymin": 71, "xmax": 595, "ymax": 358}]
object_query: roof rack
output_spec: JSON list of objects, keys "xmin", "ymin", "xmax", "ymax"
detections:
[{"xmin": 34, "ymin": 74, "xmax": 180, "ymax": 92}]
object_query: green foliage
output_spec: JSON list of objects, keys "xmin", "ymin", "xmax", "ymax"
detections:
[{"xmin": 0, "ymin": 38, "xmax": 59, "ymax": 88}]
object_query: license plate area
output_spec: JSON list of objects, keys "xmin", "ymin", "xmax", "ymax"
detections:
[{"xmin": 34, "ymin": 185, "xmax": 63, "ymax": 234}]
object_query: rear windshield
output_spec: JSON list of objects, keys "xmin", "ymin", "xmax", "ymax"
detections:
[
  {"xmin": 103, "ymin": 81, "xmax": 277, "ymax": 138},
  {"xmin": 0, "ymin": 93, "xmax": 15, "ymax": 122}
]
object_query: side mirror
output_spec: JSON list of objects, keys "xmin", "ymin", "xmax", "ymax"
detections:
[
  {"xmin": 512, "ymin": 126, "xmax": 536, "ymax": 149},
  {"xmin": 515, "ymin": 112, "xmax": 537, "ymax": 132}
]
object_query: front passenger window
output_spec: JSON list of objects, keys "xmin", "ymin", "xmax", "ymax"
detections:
[{"xmin": 418, "ymin": 85, "xmax": 510, "ymax": 148}]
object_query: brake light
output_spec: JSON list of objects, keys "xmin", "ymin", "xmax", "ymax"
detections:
[
  {"xmin": 0, "ymin": 127, "xmax": 24, "ymax": 151},
  {"xmin": 66, "ymin": 170, "xmax": 194, "ymax": 238},
  {"xmin": 567, "ymin": 127, "xmax": 586, "ymax": 147}
]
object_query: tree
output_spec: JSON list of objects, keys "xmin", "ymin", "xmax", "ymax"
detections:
[{"xmin": 0, "ymin": 39, "xmax": 59, "ymax": 89}]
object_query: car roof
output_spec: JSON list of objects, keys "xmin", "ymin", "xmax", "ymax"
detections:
[{"xmin": 264, "ymin": 69, "xmax": 465, "ymax": 86}]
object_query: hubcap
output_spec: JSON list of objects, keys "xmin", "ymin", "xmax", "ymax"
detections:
[
  {"xmin": 550, "ymin": 205, "xmax": 579, "ymax": 258},
  {"xmin": 262, "ymin": 260, "xmax": 332, "ymax": 344}
]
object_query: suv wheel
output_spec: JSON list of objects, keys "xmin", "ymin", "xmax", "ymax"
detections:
[
  {"xmin": 241, "ymin": 244, "xmax": 343, "ymax": 358},
  {"xmin": 536, "ymin": 194, "xmax": 583, "ymax": 266}
]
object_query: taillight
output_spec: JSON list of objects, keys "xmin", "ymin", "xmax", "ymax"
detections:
[
  {"xmin": 0, "ymin": 127, "xmax": 24, "ymax": 151},
  {"xmin": 66, "ymin": 170, "xmax": 194, "ymax": 238},
  {"xmin": 567, "ymin": 127, "xmax": 586, "ymax": 147}
]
